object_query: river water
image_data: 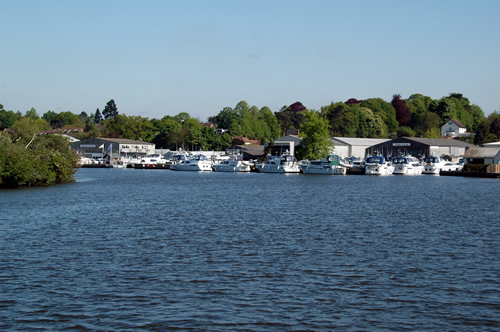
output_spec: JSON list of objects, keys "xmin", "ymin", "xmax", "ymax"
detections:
[{"xmin": 1, "ymin": 168, "xmax": 499, "ymax": 331}]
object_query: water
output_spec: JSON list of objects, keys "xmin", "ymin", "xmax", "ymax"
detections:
[{"xmin": 1, "ymin": 168, "xmax": 499, "ymax": 331}]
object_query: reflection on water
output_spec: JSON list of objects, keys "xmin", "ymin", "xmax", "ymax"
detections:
[{"xmin": 1, "ymin": 168, "xmax": 499, "ymax": 330}]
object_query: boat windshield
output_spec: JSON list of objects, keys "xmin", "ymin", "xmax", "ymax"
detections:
[
  {"xmin": 366, "ymin": 156, "xmax": 385, "ymax": 164},
  {"xmin": 392, "ymin": 157, "xmax": 408, "ymax": 164},
  {"xmin": 425, "ymin": 157, "xmax": 439, "ymax": 163}
]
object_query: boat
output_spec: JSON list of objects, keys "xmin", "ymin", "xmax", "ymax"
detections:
[
  {"xmin": 213, "ymin": 154, "xmax": 252, "ymax": 172},
  {"xmin": 392, "ymin": 155, "xmax": 424, "ymax": 175},
  {"xmin": 300, "ymin": 154, "xmax": 347, "ymax": 175},
  {"xmin": 422, "ymin": 155, "xmax": 463, "ymax": 174},
  {"xmin": 170, "ymin": 154, "xmax": 213, "ymax": 171},
  {"xmin": 256, "ymin": 151, "xmax": 300, "ymax": 173},
  {"xmin": 364, "ymin": 155, "xmax": 394, "ymax": 175}
]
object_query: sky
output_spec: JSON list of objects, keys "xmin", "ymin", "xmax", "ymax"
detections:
[{"xmin": 1, "ymin": 0, "xmax": 499, "ymax": 121}]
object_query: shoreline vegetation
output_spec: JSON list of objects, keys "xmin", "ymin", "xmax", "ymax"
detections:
[
  {"xmin": 1, "ymin": 93, "xmax": 499, "ymax": 188},
  {"xmin": 0, "ymin": 130, "xmax": 79, "ymax": 189}
]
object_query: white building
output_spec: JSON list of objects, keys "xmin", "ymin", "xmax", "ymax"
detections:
[
  {"xmin": 331, "ymin": 137, "xmax": 391, "ymax": 158},
  {"xmin": 441, "ymin": 119, "xmax": 467, "ymax": 138},
  {"xmin": 73, "ymin": 138, "xmax": 155, "ymax": 160}
]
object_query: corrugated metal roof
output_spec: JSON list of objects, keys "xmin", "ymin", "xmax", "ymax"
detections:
[
  {"xmin": 332, "ymin": 137, "xmax": 391, "ymax": 146},
  {"xmin": 402, "ymin": 137, "xmax": 474, "ymax": 147},
  {"xmin": 464, "ymin": 147, "xmax": 500, "ymax": 158},
  {"xmin": 99, "ymin": 138, "xmax": 154, "ymax": 145}
]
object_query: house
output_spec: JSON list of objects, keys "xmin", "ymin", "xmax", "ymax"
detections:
[
  {"xmin": 463, "ymin": 147, "xmax": 500, "ymax": 165},
  {"xmin": 441, "ymin": 119, "xmax": 468, "ymax": 138},
  {"xmin": 366, "ymin": 137, "xmax": 474, "ymax": 159},
  {"xmin": 72, "ymin": 138, "xmax": 155, "ymax": 160}
]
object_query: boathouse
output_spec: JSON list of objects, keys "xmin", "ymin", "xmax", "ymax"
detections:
[
  {"xmin": 463, "ymin": 147, "xmax": 500, "ymax": 165},
  {"xmin": 365, "ymin": 137, "xmax": 474, "ymax": 159},
  {"xmin": 266, "ymin": 135, "xmax": 302, "ymax": 156},
  {"xmin": 331, "ymin": 137, "xmax": 391, "ymax": 158},
  {"xmin": 73, "ymin": 138, "xmax": 155, "ymax": 160}
]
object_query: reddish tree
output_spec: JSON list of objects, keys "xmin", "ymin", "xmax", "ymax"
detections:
[
  {"xmin": 345, "ymin": 98, "xmax": 362, "ymax": 105},
  {"xmin": 288, "ymin": 101, "xmax": 306, "ymax": 113},
  {"xmin": 391, "ymin": 94, "xmax": 411, "ymax": 126}
]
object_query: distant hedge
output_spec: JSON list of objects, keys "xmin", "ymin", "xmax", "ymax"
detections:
[{"xmin": 0, "ymin": 134, "xmax": 78, "ymax": 188}]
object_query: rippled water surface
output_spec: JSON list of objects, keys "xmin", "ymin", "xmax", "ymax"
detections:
[{"xmin": 1, "ymin": 168, "xmax": 499, "ymax": 331}]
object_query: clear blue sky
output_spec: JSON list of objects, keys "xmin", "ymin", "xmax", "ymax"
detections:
[{"xmin": 1, "ymin": 0, "xmax": 499, "ymax": 121}]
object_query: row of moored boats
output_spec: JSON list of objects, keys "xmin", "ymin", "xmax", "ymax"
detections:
[{"xmin": 83, "ymin": 150, "xmax": 463, "ymax": 175}]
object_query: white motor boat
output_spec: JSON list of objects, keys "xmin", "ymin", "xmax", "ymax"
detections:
[
  {"xmin": 256, "ymin": 152, "xmax": 300, "ymax": 173},
  {"xmin": 170, "ymin": 154, "xmax": 213, "ymax": 171},
  {"xmin": 392, "ymin": 155, "xmax": 424, "ymax": 175},
  {"xmin": 364, "ymin": 155, "xmax": 394, "ymax": 175},
  {"xmin": 300, "ymin": 155, "xmax": 347, "ymax": 175},
  {"xmin": 422, "ymin": 156, "xmax": 462, "ymax": 174},
  {"xmin": 213, "ymin": 154, "xmax": 252, "ymax": 172}
]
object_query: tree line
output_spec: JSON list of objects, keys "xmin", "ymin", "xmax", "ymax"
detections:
[{"xmin": 1, "ymin": 93, "xmax": 500, "ymax": 154}]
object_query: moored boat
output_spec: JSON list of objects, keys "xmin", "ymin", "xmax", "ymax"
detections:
[
  {"xmin": 213, "ymin": 154, "xmax": 252, "ymax": 172},
  {"xmin": 256, "ymin": 151, "xmax": 300, "ymax": 173},
  {"xmin": 392, "ymin": 155, "xmax": 424, "ymax": 175},
  {"xmin": 364, "ymin": 155, "xmax": 394, "ymax": 175},
  {"xmin": 170, "ymin": 154, "xmax": 213, "ymax": 171},
  {"xmin": 300, "ymin": 154, "xmax": 347, "ymax": 175}
]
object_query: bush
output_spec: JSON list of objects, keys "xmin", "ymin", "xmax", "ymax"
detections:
[{"xmin": 0, "ymin": 133, "xmax": 78, "ymax": 188}]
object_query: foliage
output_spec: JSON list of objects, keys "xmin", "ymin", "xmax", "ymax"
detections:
[
  {"xmin": 102, "ymin": 99, "xmax": 118, "ymax": 120},
  {"xmin": 0, "ymin": 125, "xmax": 78, "ymax": 188},
  {"xmin": 391, "ymin": 94, "xmax": 411, "ymax": 126},
  {"xmin": 103, "ymin": 114, "xmax": 153, "ymax": 141},
  {"xmin": 274, "ymin": 102, "xmax": 307, "ymax": 136},
  {"xmin": 0, "ymin": 107, "xmax": 21, "ymax": 130},
  {"xmin": 296, "ymin": 110, "xmax": 333, "ymax": 160}
]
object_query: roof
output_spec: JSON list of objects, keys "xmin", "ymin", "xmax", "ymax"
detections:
[
  {"xmin": 464, "ymin": 147, "xmax": 500, "ymax": 158},
  {"xmin": 449, "ymin": 119, "xmax": 466, "ymax": 128},
  {"xmin": 332, "ymin": 137, "xmax": 391, "ymax": 146},
  {"xmin": 483, "ymin": 141, "xmax": 500, "ymax": 147},
  {"xmin": 402, "ymin": 137, "xmax": 474, "ymax": 147},
  {"xmin": 275, "ymin": 135, "xmax": 302, "ymax": 144},
  {"xmin": 94, "ymin": 138, "xmax": 154, "ymax": 145}
]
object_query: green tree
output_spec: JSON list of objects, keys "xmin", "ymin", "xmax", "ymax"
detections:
[
  {"xmin": 151, "ymin": 116, "xmax": 182, "ymax": 149},
  {"xmin": 103, "ymin": 114, "xmax": 153, "ymax": 140},
  {"xmin": 102, "ymin": 99, "xmax": 118, "ymax": 120},
  {"xmin": 94, "ymin": 108, "xmax": 102, "ymax": 124},
  {"xmin": 25, "ymin": 107, "xmax": 40, "ymax": 120},
  {"xmin": 0, "ymin": 107, "xmax": 21, "ymax": 130},
  {"xmin": 1, "ymin": 122, "xmax": 78, "ymax": 187},
  {"xmin": 296, "ymin": 110, "xmax": 333, "ymax": 160}
]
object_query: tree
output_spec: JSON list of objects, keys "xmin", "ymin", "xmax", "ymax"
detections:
[
  {"xmin": 275, "ymin": 102, "xmax": 306, "ymax": 136},
  {"xmin": 296, "ymin": 110, "xmax": 333, "ymax": 160},
  {"xmin": 103, "ymin": 114, "xmax": 153, "ymax": 140},
  {"xmin": 392, "ymin": 94, "xmax": 411, "ymax": 126},
  {"xmin": 25, "ymin": 107, "xmax": 40, "ymax": 120},
  {"xmin": 0, "ymin": 108, "xmax": 21, "ymax": 130},
  {"xmin": 102, "ymin": 99, "xmax": 118, "ymax": 120},
  {"xmin": 94, "ymin": 108, "xmax": 102, "ymax": 124}
]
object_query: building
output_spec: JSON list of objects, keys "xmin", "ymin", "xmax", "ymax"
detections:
[
  {"xmin": 267, "ymin": 135, "xmax": 302, "ymax": 156},
  {"xmin": 463, "ymin": 147, "xmax": 500, "ymax": 165},
  {"xmin": 483, "ymin": 141, "xmax": 500, "ymax": 148},
  {"xmin": 441, "ymin": 119, "xmax": 468, "ymax": 138},
  {"xmin": 331, "ymin": 137, "xmax": 391, "ymax": 158},
  {"xmin": 366, "ymin": 137, "xmax": 474, "ymax": 159},
  {"xmin": 72, "ymin": 138, "xmax": 155, "ymax": 160}
]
